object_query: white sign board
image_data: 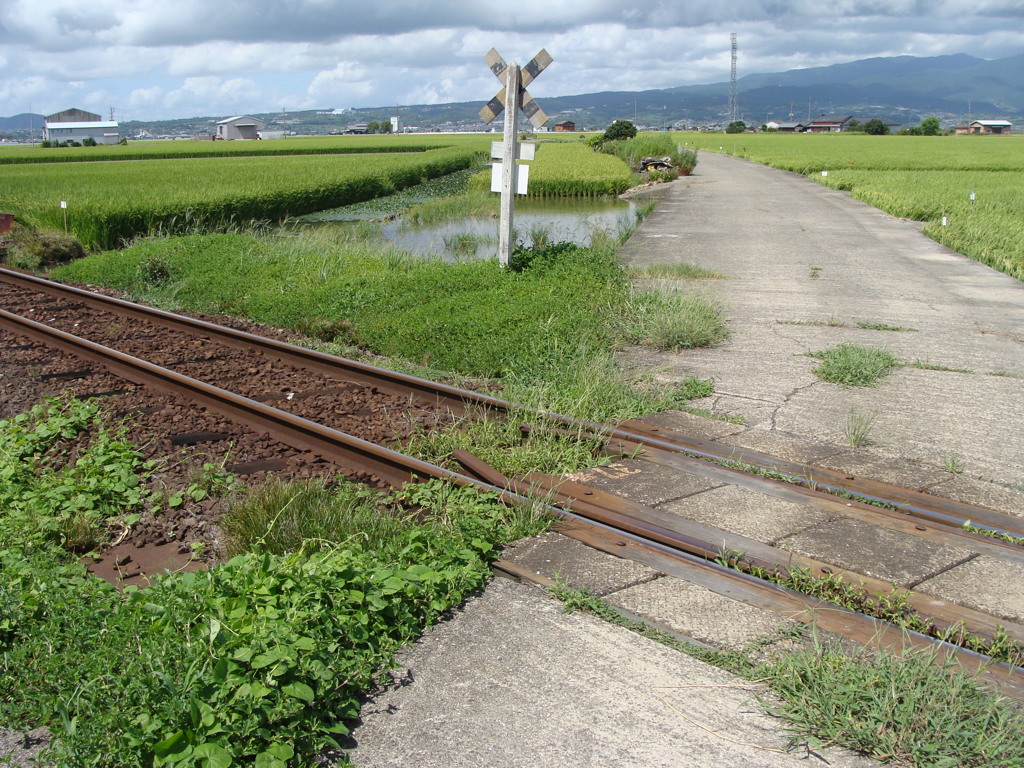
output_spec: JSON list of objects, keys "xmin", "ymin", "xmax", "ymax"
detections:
[
  {"xmin": 60, "ymin": 201, "xmax": 67, "ymax": 209},
  {"xmin": 491, "ymin": 141, "xmax": 535, "ymax": 161},
  {"xmin": 490, "ymin": 163, "xmax": 529, "ymax": 194}
]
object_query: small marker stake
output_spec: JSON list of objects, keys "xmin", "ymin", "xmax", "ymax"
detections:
[
  {"xmin": 60, "ymin": 200, "xmax": 68, "ymax": 232},
  {"xmin": 942, "ymin": 216, "xmax": 948, "ymax": 226}
]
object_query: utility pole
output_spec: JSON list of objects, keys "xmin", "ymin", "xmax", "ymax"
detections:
[{"xmin": 729, "ymin": 33, "xmax": 738, "ymax": 125}]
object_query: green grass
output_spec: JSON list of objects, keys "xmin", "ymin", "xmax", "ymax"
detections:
[
  {"xmin": 844, "ymin": 409, "xmax": 878, "ymax": 448},
  {"xmin": 777, "ymin": 316, "xmax": 847, "ymax": 327},
  {"xmin": 856, "ymin": 320, "xmax": 917, "ymax": 332},
  {"xmin": 761, "ymin": 642, "xmax": 1024, "ymax": 767},
  {"xmin": 548, "ymin": 582, "xmax": 1024, "ymax": 768},
  {"xmin": 808, "ymin": 343, "xmax": 898, "ymax": 387},
  {"xmin": 0, "ymin": 396, "xmax": 550, "ymax": 766},
  {"xmin": 52, "ymin": 232, "xmax": 726, "ymax": 422},
  {"xmin": 627, "ymin": 262, "xmax": 728, "ymax": 280},
  {"xmin": 623, "ymin": 289, "xmax": 730, "ymax": 351}
]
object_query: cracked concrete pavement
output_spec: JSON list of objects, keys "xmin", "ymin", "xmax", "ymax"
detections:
[{"xmin": 618, "ymin": 151, "xmax": 1024, "ymax": 495}]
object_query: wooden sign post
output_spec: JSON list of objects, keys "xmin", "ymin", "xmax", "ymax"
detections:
[{"xmin": 480, "ymin": 48, "xmax": 551, "ymax": 266}]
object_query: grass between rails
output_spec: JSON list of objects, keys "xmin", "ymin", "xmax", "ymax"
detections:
[{"xmin": 0, "ymin": 399, "xmax": 552, "ymax": 766}]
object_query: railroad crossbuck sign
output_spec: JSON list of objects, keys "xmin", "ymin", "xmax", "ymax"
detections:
[{"xmin": 480, "ymin": 47, "xmax": 552, "ymax": 266}]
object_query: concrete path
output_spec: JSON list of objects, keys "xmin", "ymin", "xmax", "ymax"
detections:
[
  {"xmin": 619, "ymin": 152, "xmax": 1024, "ymax": 497},
  {"xmin": 347, "ymin": 577, "xmax": 874, "ymax": 768}
]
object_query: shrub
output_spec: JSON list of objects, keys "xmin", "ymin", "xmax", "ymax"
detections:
[
  {"xmin": 3, "ymin": 226, "xmax": 86, "ymax": 270},
  {"xmin": 603, "ymin": 120, "xmax": 637, "ymax": 142}
]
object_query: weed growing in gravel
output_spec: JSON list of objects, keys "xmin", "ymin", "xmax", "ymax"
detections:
[
  {"xmin": 807, "ymin": 343, "xmax": 898, "ymax": 387},
  {"xmin": 0, "ymin": 398, "xmax": 150, "ymax": 553},
  {"xmin": 910, "ymin": 358, "xmax": 974, "ymax": 373}
]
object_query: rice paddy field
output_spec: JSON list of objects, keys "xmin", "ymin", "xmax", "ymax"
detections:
[
  {"xmin": 676, "ymin": 132, "xmax": 1024, "ymax": 281},
  {"xmin": 0, "ymin": 140, "xmax": 486, "ymax": 250},
  {"xmin": 0, "ymin": 134, "xmax": 634, "ymax": 249},
  {"xmin": 468, "ymin": 141, "xmax": 637, "ymax": 197},
  {"xmin": 0, "ymin": 134, "xmax": 474, "ymax": 164}
]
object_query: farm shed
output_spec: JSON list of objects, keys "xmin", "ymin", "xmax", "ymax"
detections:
[
  {"xmin": 768, "ymin": 121, "xmax": 806, "ymax": 133},
  {"xmin": 554, "ymin": 121, "xmax": 576, "ymax": 132},
  {"xmin": 43, "ymin": 108, "xmax": 120, "ymax": 145},
  {"xmin": 215, "ymin": 116, "xmax": 266, "ymax": 140},
  {"xmin": 969, "ymin": 120, "xmax": 1013, "ymax": 135}
]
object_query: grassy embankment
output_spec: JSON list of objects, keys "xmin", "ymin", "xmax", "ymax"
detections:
[
  {"xmin": 0, "ymin": 398, "xmax": 549, "ymax": 766},
  {"xmin": 681, "ymin": 132, "xmax": 1024, "ymax": 281}
]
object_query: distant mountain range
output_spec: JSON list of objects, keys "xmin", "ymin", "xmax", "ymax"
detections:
[{"xmin": 3, "ymin": 53, "xmax": 1021, "ymax": 138}]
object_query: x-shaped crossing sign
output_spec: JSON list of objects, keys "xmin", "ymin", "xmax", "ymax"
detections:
[{"xmin": 479, "ymin": 48, "xmax": 552, "ymax": 129}]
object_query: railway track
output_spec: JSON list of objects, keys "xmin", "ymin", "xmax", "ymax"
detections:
[{"xmin": 2, "ymin": 266, "xmax": 1022, "ymax": 698}]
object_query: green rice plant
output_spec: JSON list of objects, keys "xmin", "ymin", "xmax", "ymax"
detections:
[
  {"xmin": 1, "ymin": 145, "xmax": 482, "ymax": 249},
  {"xmin": 0, "ymin": 133, "xmax": 490, "ymax": 165},
  {"xmin": 468, "ymin": 142, "xmax": 636, "ymax": 197},
  {"xmin": 402, "ymin": 189, "xmax": 497, "ymax": 227},
  {"xmin": 808, "ymin": 343, "xmax": 898, "ymax": 386}
]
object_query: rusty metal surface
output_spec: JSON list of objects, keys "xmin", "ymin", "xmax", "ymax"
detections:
[
  {"xmin": 0, "ymin": 308, "xmax": 454, "ymax": 489},
  {"xmin": 618, "ymin": 418, "xmax": 1024, "ymax": 537},
  {"xmin": 561, "ymin": 520, "xmax": 1024, "ymax": 701}
]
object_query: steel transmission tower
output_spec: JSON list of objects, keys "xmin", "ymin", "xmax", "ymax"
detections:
[{"xmin": 729, "ymin": 33, "xmax": 738, "ymax": 124}]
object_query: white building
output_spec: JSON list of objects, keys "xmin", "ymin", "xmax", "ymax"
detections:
[
  {"xmin": 215, "ymin": 116, "xmax": 266, "ymax": 140},
  {"xmin": 43, "ymin": 108, "xmax": 119, "ymax": 145}
]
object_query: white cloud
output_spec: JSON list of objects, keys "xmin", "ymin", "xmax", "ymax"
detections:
[{"xmin": 0, "ymin": 0, "xmax": 1020, "ymax": 120}]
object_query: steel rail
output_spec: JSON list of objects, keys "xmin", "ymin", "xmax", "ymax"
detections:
[
  {"xmin": 455, "ymin": 453, "xmax": 1024, "ymax": 700},
  {"xmin": 454, "ymin": 451, "xmax": 1024, "ymax": 648},
  {"xmin": 2, "ymin": 302, "xmax": 1021, "ymax": 699},
  {"xmin": 0, "ymin": 267, "xmax": 505, "ymax": 413},
  {"xmin": 3, "ymin": 268, "xmax": 1020, "ymax": 540}
]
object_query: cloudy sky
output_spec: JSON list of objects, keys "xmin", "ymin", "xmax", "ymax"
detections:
[{"xmin": 2, "ymin": 0, "xmax": 1022, "ymax": 122}]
